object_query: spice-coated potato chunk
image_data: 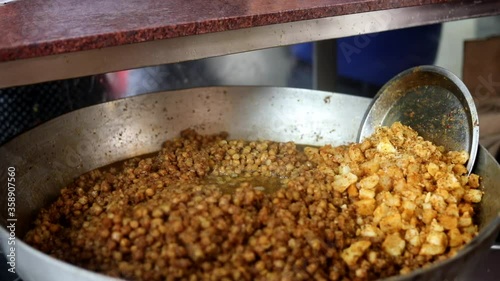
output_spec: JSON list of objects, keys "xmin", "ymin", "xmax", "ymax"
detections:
[{"xmin": 341, "ymin": 240, "xmax": 372, "ymax": 267}]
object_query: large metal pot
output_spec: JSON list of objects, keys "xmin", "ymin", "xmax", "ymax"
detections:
[{"xmin": 0, "ymin": 86, "xmax": 499, "ymax": 281}]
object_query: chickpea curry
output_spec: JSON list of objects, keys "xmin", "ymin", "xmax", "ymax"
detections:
[{"xmin": 25, "ymin": 122, "xmax": 482, "ymax": 281}]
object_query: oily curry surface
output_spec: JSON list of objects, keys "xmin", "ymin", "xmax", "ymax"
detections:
[{"xmin": 25, "ymin": 122, "xmax": 482, "ymax": 281}]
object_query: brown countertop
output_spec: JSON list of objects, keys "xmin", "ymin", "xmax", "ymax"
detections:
[{"xmin": 0, "ymin": 0, "xmax": 452, "ymax": 62}]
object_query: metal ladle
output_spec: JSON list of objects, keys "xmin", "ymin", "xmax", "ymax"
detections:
[{"xmin": 357, "ymin": 65, "xmax": 479, "ymax": 174}]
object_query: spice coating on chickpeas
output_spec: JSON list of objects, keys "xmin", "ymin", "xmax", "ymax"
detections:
[{"xmin": 25, "ymin": 122, "xmax": 482, "ymax": 281}]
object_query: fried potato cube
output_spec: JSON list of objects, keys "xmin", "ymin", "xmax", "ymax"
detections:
[
  {"xmin": 463, "ymin": 189, "xmax": 482, "ymax": 203},
  {"xmin": 367, "ymin": 251, "xmax": 378, "ymax": 264},
  {"xmin": 404, "ymin": 228, "xmax": 421, "ymax": 247},
  {"xmin": 407, "ymin": 162, "xmax": 420, "ymax": 174},
  {"xmin": 435, "ymin": 188, "xmax": 450, "ymax": 201},
  {"xmin": 319, "ymin": 165, "xmax": 336, "ymax": 176},
  {"xmin": 458, "ymin": 203, "xmax": 474, "ymax": 214},
  {"xmin": 420, "ymin": 231, "xmax": 448, "ymax": 256},
  {"xmin": 427, "ymin": 231, "xmax": 448, "ymax": 247},
  {"xmin": 347, "ymin": 184, "xmax": 359, "ymax": 198},
  {"xmin": 384, "ymin": 193, "xmax": 401, "ymax": 207},
  {"xmin": 452, "ymin": 164, "xmax": 468, "ymax": 175},
  {"xmin": 354, "ymin": 199, "xmax": 376, "ymax": 216},
  {"xmin": 360, "ymin": 225, "xmax": 383, "ymax": 238},
  {"xmin": 461, "ymin": 226, "xmax": 478, "ymax": 243},
  {"xmin": 447, "ymin": 150, "xmax": 469, "ymax": 165},
  {"xmin": 358, "ymin": 174, "xmax": 379, "ymax": 190},
  {"xmin": 382, "ymin": 233, "xmax": 406, "ymax": 256},
  {"xmin": 462, "ymin": 225, "xmax": 478, "ymax": 235},
  {"xmin": 438, "ymin": 214, "xmax": 458, "ymax": 230},
  {"xmin": 436, "ymin": 173, "xmax": 461, "ymax": 190},
  {"xmin": 427, "ymin": 162, "xmax": 440, "ymax": 177},
  {"xmin": 430, "ymin": 219, "xmax": 444, "ymax": 232},
  {"xmin": 349, "ymin": 146, "xmax": 365, "ymax": 162},
  {"xmin": 304, "ymin": 147, "xmax": 319, "ymax": 159},
  {"xmin": 448, "ymin": 228, "xmax": 463, "ymax": 247},
  {"xmin": 430, "ymin": 194, "xmax": 447, "ymax": 213},
  {"xmin": 359, "ymin": 188, "xmax": 376, "ymax": 200},
  {"xmin": 424, "ymin": 193, "xmax": 432, "ymax": 204},
  {"xmin": 376, "ymin": 138, "xmax": 396, "ymax": 154},
  {"xmin": 360, "ymin": 139, "xmax": 372, "ymax": 151},
  {"xmin": 422, "ymin": 209, "xmax": 437, "ymax": 224},
  {"xmin": 406, "ymin": 173, "xmax": 423, "ymax": 186},
  {"xmin": 458, "ymin": 211, "xmax": 472, "ymax": 227},
  {"xmin": 468, "ymin": 174, "xmax": 480, "ymax": 188},
  {"xmin": 412, "ymin": 143, "xmax": 431, "ymax": 159},
  {"xmin": 419, "ymin": 243, "xmax": 446, "ymax": 256},
  {"xmin": 402, "ymin": 200, "xmax": 416, "ymax": 212},
  {"xmin": 400, "ymin": 188, "xmax": 418, "ymax": 201},
  {"xmin": 445, "ymin": 195, "xmax": 458, "ymax": 204},
  {"xmin": 459, "ymin": 175, "xmax": 469, "ymax": 186},
  {"xmin": 379, "ymin": 213, "xmax": 402, "ymax": 233},
  {"xmin": 445, "ymin": 203, "xmax": 459, "ymax": 217},
  {"xmin": 373, "ymin": 203, "xmax": 390, "ymax": 224},
  {"xmin": 378, "ymin": 174, "xmax": 392, "ymax": 191},
  {"xmin": 341, "ymin": 240, "xmax": 371, "ymax": 267},
  {"xmin": 360, "ymin": 159, "xmax": 380, "ymax": 175},
  {"xmin": 450, "ymin": 188, "xmax": 465, "ymax": 202},
  {"xmin": 402, "ymin": 210, "xmax": 414, "ymax": 222},
  {"xmin": 339, "ymin": 165, "xmax": 351, "ymax": 175},
  {"xmin": 386, "ymin": 166, "xmax": 404, "ymax": 179},
  {"xmin": 332, "ymin": 172, "xmax": 358, "ymax": 193}
]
